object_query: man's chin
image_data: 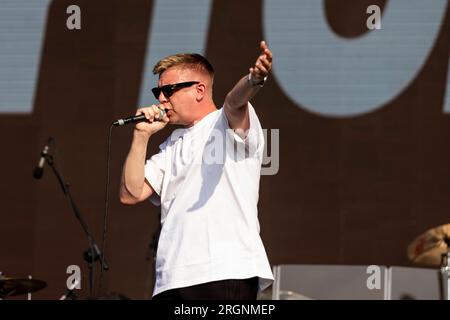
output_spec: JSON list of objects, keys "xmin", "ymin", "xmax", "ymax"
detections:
[{"xmin": 168, "ymin": 117, "xmax": 181, "ymax": 125}]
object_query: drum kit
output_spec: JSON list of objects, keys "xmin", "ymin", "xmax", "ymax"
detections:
[{"xmin": 407, "ymin": 223, "xmax": 450, "ymax": 300}]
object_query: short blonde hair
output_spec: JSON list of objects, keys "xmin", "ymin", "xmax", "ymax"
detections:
[{"xmin": 152, "ymin": 53, "xmax": 214, "ymax": 80}]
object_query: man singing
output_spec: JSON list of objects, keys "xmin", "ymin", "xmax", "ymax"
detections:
[{"xmin": 120, "ymin": 41, "xmax": 274, "ymax": 300}]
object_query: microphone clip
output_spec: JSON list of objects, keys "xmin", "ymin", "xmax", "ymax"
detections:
[{"xmin": 33, "ymin": 137, "xmax": 55, "ymax": 180}]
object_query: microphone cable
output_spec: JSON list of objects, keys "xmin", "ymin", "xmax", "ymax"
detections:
[{"xmin": 99, "ymin": 124, "xmax": 114, "ymax": 295}]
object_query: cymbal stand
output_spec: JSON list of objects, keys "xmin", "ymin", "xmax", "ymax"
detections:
[{"xmin": 441, "ymin": 258, "xmax": 450, "ymax": 300}]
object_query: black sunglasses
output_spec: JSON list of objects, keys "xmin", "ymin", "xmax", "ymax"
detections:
[{"xmin": 151, "ymin": 81, "xmax": 199, "ymax": 99}]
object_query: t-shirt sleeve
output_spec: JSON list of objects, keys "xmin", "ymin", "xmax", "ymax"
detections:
[
  {"xmin": 144, "ymin": 140, "xmax": 168, "ymax": 206},
  {"xmin": 223, "ymin": 102, "xmax": 265, "ymax": 157}
]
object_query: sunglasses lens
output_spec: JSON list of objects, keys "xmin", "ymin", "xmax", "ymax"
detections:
[
  {"xmin": 162, "ymin": 87, "xmax": 173, "ymax": 98},
  {"xmin": 152, "ymin": 88, "xmax": 160, "ymax": 99}
]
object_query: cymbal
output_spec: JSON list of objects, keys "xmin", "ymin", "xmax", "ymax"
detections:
[
  {"xmin": 0, "ymin": 277, "xmax": 47, "ymax": 298},
  {"xmin": 407, "ymin": 224, "xmax": 450, "ymax": 267}
]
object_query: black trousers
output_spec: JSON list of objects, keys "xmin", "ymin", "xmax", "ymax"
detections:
[{"xmin": 152, "ymin": 277, "xmax": 259, "ymax": 300}]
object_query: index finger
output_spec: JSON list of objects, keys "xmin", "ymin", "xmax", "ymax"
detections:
[
  {"xmin": 260, "ymin": 41, "xmax": 272, "ymax": 60},
  {"xmin": 136, "ymin": 106, "xmax": 148, "ymax": 115},
  {"xmin": 260, "ymin": 40, "xmax": 268, "ymax": 51},
  {"xmin": 264, "ymin": 48, "xmax": 273, "ymax": 62}
]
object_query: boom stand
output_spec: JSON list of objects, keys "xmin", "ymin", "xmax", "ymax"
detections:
[{"xmin": 43, "ymin": 153, "xmax": 109, "ymax": 297}]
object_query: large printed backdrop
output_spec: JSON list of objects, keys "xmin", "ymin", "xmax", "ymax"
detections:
[{"xmin": 0, "ymin": 0, "xmax": 449, "ymax": 299}]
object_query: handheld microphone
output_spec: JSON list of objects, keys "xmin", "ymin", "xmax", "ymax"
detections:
[
  {"xmin": 33, "ymin": 138, "xmax": 52, "ymax": 180},
  {"xmin": 113, "ymin": 109, "xmax": 166, "ymax": 126}
]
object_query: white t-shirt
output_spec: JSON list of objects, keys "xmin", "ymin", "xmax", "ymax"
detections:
[{"xmin": 145, "ymin": 102, "xmax": 274, "ymax": 297}]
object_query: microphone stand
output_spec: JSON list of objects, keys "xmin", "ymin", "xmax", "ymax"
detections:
[{"xmin": 42, "ymin": 152, "xmax": 109, "ymax": 297}]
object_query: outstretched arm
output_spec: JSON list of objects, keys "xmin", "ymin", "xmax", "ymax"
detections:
[{"xmin": 224, "ymin": 41, "xmax": 273, "ymax": 135}]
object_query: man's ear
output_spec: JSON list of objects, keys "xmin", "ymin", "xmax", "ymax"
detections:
[{"xmin": 196, "ymin": 83, "xmax": 206, "ymax": 101}]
